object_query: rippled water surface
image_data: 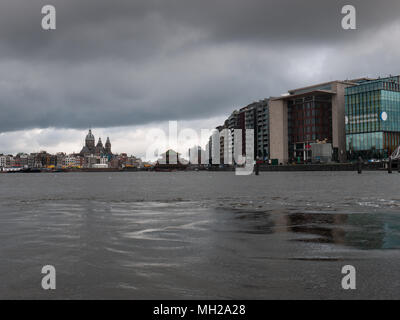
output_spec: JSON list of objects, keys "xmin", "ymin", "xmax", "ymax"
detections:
[{"xmin": 1, "ymin": 171, "xmax": 400, "ymax": 299}]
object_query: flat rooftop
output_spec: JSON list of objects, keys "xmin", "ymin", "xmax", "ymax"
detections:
[{"xmin": 271, "ymin": 89, "xmax": 336, "ymax": 101}]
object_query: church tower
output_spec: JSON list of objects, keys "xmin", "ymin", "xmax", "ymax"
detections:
[
  {"xmin": 95, "ymin": 137, "xmax": 105, "ymax": 155},
  {"xmin": 105, "ymin": 137, "xmax": 112, "ymax": 155}
]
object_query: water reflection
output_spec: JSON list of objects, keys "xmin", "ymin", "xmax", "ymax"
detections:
[
  {"xmin": 228, "ymin": 208, "xmax": 400, "ymax": 250},
  {"xmin": 232, "ymin": 210, "xmax": 276, "ymax": 234},
  {"xmin": 289, "ymin": 212, "xmax": 400, "ymax": 250}
]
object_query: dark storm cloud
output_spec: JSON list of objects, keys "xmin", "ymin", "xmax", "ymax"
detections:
[{"xmin": 0, "ymin": 0, "xmax": 400, "ymax": 132}]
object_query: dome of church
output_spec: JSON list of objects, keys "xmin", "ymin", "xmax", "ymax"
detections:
[{"xmin": 86, "ymin": 129, "xmax": 95, "ymax": 143}]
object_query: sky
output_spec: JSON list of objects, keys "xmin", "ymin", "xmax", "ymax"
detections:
[{"xmin": 0, "ymin": 0, "xmax": 400, "ymax": 160}]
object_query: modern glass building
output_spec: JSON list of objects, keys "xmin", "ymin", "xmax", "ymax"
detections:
[{"xmin": 345, "ymin": 76, "xmax": 400, "ymax": 160}]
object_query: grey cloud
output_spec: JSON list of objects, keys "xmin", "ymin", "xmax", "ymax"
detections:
[{"xmin": 0, "ymin": 0, "xmax": 399, "ymax": 133}]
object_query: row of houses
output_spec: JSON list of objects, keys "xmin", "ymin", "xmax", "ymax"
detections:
[
  {"xmin": 0, "ymin": 151, "xmax": 143, "ymax": 169},
  {"xmin": 0, "ymin": 152, "xmax": 59, "ymax": 168}
]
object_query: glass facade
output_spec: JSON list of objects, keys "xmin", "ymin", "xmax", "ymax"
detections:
[{"xmin": 345, "ymin": 76, "xmax": 400, "ymax": 160}]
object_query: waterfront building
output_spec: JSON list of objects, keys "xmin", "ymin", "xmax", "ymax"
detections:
[
  {"xmin": 108, "ymin": 153, "xmax": 142, "ymax": 169},
  {"xmin": 240, "ymin": 99, "xmax": 270, "ymax": 161},
  {"xmin": 239, "ymin": 104, "xmax": 254, "ymax": 160},
  {"xmin": 109, "ymin": 157, "xmax": 120, "ymax": 169},
  {"xmin": 0, "ymin": 154, "xmax": 15, "ymax": 168},
  {"xmin": 27, "ymin": 153, "xmax": 42, "ymax": 168},
  {"xmin": 269, "ymin": 79, "xmax": 369, "ymax": 164},
  {"xmin": 63, "ymin": 154, "xmax": 83, "ymax": 168},
  {"xmin": 14, "ymin": 153, "xmax": 28, "ymax": 167},
  {"xmin": 85, "ymin": 154, "xmax": 99, "ymax": 168},
  {"xmin": 158, "ymin": 149, "xmax": 185, "ymax": 165},
  {"xmin": 154, "ymin": 149, "xmax": 188, "ymax": 171},
  {"xmin": 345, "ymin": 76, "xmax": 400, "ymax": 160},
  {"xmin": 0, "ymin": 155, "xmax": 6, "ymax": 168},
  {"xmin": 188, "ymin": 145, "xmax": 207, "ymax": 166},
  {"xmin": 27, "ymin": 154, "xmax": 35, "ymax": 168},
  {"xmin": 217, "ymin": 124, "xmax": 229, "ymax": 165},
  {"xmin": 117, "ymin": 153, "xmax": 128, "ymax": 168},
  {"xmin": 92, "ymin": 156, "xmax": 109, "ymax": 169},
  {"xmin": 27, "ymin": 153, "xmax": 37, "ymax": 168},
  {"xmin": 206, "ymin": 124, "xmax": 228, "ymax": 166},
  {"xmin": 206, "ymin": 136, "xmax": 212, "ymax": 165},
  {"xmin": 211, "ymin": 123, "xmax": 231, "ymax": 166},
  {"xmin": 55, "ymin": 152, "xmax": 66, "ymax": 168},
  {"xmin": 5, "ymin": 155, "xmax": 15, "ymax": 167},
  {"xmin": 227, "ymin": 110, "xmax": 239, "ymax": 162},
  {"xmin": 22, "ymin": 151, "xmax": 57, "ymax": 168},
  {"xmin": 209, "ymin": 99, "xmax": 270, "ymax": 165},
  {"xmin": 125, "ymin": 155, "xmax": 142, "ymax": 168}
]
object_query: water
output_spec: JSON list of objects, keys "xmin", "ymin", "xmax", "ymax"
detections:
[{"xmin": 0, "ymin": 171, "xmax": 400, "ymax": 299}]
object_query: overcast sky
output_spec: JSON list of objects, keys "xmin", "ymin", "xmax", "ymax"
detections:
[{"xmin": 0, "ymin": 0, "xmax": 400, "ymax": 159}]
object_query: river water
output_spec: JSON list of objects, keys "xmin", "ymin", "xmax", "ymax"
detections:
[{"xmin": 0, "ymin": 171, "xmax": 400, "ymax": 299}]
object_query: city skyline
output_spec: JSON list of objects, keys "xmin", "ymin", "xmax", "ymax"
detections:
[{"xmin": 1, "ymin": 73, "xmax": 400, "ymax": 162}]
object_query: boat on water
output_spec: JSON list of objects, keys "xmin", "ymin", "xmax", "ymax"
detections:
[
  {"xmin": 153, "ymin": 164, "xmax": 187, "ymax": 172},
  {"xmin": 0, "ymin": 167, "xmax": 23, "ymax": 173},
  {"xmin": 41, "ymin": 168, "xmax": 64, "ymax": 173},
  {"xmin": 21, "ymin": 168, "xmax": 42, "ymax": 173},
  {"xmin": 154, "ymin": 167, "xmax": 179, "ymax": 172}
]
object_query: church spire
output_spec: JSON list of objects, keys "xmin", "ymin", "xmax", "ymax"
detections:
[
  {"xmin": 97, "ymin": 137, "xmax": 103, "ymax": 147},
  {"xmin": 105, "ymin": 137, "xmax": 112, "ymax": 155}
]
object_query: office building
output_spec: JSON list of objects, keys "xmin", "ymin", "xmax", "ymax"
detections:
[
  {"xmin": 345, "ymin": 75, "xmax": 400, "ymax": 160},
  {"xmin": 269, "ymin": 79, "xmax": 366, "ymax": 164}
]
